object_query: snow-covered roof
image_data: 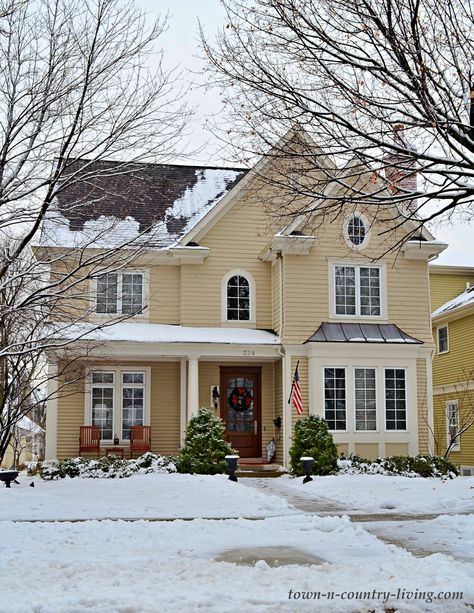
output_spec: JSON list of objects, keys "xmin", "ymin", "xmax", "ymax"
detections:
[
  {"xmin": 51, "ymin": 322, "xmax": 280, "ymax": 345},
  {"xmin": 16, "ymin": 416, "xmax": 44, "ymax": 434},
  {"xmin": 432, "ymin": 286, "xmax": 474, "ymax": 319},
  {"xmin": 39, "ymin": 161, "xmax": 247, "ymax": 249}
]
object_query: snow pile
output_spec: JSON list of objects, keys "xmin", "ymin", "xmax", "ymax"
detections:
[
  {"xmin": 41, "ymin": 452, "xmax": 176, "ymax": 480},
  {"xmin": 337, "ymin": 454, "xmax": 458, "ymax": 479},
  {"xmin": 0, "ymin": 514, "xmax": 472, "ymax": 612},
  {"xmin": 0, "ymin": 473, "xmax": 295, "ymax": 521}
]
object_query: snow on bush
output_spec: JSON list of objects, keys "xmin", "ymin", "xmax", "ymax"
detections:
[
  {"xmin": 337, "ymin": 454, "xmax": 459, "ymax": 479},
  {"xmin": 41, "ymin": 452, "xmax": 177, "ymax": 480}
]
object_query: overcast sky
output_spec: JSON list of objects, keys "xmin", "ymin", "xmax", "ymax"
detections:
[{"xmin": 141, "ymin": 0, "xmax": 474, "ymax": 267}]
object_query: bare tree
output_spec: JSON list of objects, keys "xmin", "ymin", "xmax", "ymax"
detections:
[
  {"xmin": 202, "ymin": 0, "xmax": 474, "ymax": 235},
  {"xmin": 433, "ymin": 378, "xmax": 474, "ymax": 459},
  {"xmin": 0, "ymin": 0, "xmax": 191, "ymax": 463}
]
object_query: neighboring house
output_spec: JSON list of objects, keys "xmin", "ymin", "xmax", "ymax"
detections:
[
  {"xmin": 430, "ymin": 265, "xmax": 474, "ymax": 474},
  {"xmin": 1, "ymin": 416, "xmax": 45, "ymax": 469},
  {"xmin": 40, "ymin": 139, "xmax": 447, "ymax": 466}
]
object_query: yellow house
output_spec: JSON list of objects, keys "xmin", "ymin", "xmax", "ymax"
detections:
[
  {"xmin": 430, "ymin": 265, "xmax": 474, "ymax": 474},
  {"xmin": 40, "ymin": 144, "xmax": 448, "ymax": 467}
]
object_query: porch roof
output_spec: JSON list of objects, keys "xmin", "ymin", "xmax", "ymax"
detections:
[
  {"xmin": 52, "ymin": 321, "xmax": 281, "ymax": 346},
  {"xmin": 305, "ymin": 322, "xmax": 422, "ymax": 344}
]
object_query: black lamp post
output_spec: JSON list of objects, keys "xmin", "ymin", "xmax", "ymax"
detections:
[
  {"xmin": 300, "ymin": 456, "xmax": 314, "ymax": 484},
  {"xmin": 225, "ymin": 454, "xmax": 239, "ymax": 482}
]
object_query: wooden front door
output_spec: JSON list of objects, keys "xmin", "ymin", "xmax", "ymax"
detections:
[{"xmin": 220, "ymin": 367, "xmax": 261, "ymax": 458}]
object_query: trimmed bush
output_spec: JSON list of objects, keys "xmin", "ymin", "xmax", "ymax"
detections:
[
  {"xmin": 176, "ymin": 407, "xmax": 235, "ymax": 475},
  {"xmin": 289, "ymin": 415, "xmax": 338, "ymax": 476},
  {"xmin": 337, "ymin": 453, "xmax": 459, "ymax": 478},
  {"xmin": 41, "ymin": 453, "xmax": 176, "ymax": 480}
]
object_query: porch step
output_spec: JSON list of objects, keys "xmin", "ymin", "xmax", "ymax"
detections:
[{"xmin": 236, "ymin": 462, "xmax": 285, "ymax": 478}]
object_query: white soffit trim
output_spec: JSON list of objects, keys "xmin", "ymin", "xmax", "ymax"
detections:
[{"xmin": 401, "ymin": 240, "xmax": 448, "ymax": 260}]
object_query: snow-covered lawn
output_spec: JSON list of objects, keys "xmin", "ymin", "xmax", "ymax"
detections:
[
  {"xmin": 0, "ymin": 473, "xmax": 294, "ymax": 521},
  {"xmin": 1, "ymin": 514, "xmax": 473, "ymax": 613},
  {"xmin": 263, "ymin": 474, "xmax": 474, "ymax": 515},
  {"xmin": 362, "ymin": 515, "xmax": 474, "ymax": 563},
  {"xmin": 1, "ymin": 473, "xmax": 473, "ymax": 612}
]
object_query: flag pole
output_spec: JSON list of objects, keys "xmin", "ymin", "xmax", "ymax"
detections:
[{"xmin": 287, "ymin": 360, "xmax": 299, "ymax": 405}]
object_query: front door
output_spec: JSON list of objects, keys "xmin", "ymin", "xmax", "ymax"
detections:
[{"xmin": 220, "ymin": 367, "xmax": 261, "ymax": 458}]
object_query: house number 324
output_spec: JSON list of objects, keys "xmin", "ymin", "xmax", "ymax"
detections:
[{"xmin": 243, "ymin": 350, "xmax": 255, "ymax": 356}]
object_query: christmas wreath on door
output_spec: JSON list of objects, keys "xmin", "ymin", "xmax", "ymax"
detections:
[{"xmin": 228, "ymin": 386, "xmax": 253, "ymax": 411}]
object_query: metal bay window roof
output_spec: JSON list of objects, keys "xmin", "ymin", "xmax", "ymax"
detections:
[{"xmin": 306, "ymin": 322, "xmax": 422, "ymax": 344}]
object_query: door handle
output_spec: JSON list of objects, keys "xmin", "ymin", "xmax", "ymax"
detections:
[{"xmin": 254, "ymin": 420, "xmax": 257, "ymax": 435}]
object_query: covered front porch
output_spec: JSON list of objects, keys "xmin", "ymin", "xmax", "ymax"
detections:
[{"xmin": 45, "ymin": 323, "xmax": 286, "ymax": 465}]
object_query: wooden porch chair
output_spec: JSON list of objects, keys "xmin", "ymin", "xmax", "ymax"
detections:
[
  {"xmin": 129, "ymin": 425, "xmax": 151, "ymax": 458},
  {"xmin": 79, "ymin": 426, "xmax": 101, "ymax": 458}
]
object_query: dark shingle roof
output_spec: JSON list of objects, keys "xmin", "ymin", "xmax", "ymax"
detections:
[
  {"xmin": 305, "ymin": 322, "xmax": 422, "ymax": 344},
  {"xmin": 41, "ymin": 159, "xmax": 247, "ymax": 248}
]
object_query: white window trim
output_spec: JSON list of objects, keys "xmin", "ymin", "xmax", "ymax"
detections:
[
  {"xmin": 85, "ymin": 366, "xmax": 151, "ymax": 444},
  {"xmin": 91, "ymin": 269, "xmax": 149, "ymax": 320},
  {"xmin": 353, "ymin": 367, "xmax": 378, "ymax": 433},
  {"xmin": 446, "ymin": 399, "xmax": 460, "ymax": 452},
  {"xmin": 323, "ymin": 366, "xmax": 348, "ymax": 433},
  {"xmin": 383, "ymin": 367, "xmax": 408, "ymax": 432},
  {"xmin": 221, "ymin": 269, "xmax": 256, "ymax": 327},
  {"xmin": 437, "ymin": 324, "xmax": 449, "ymax": 354},
  {"xmin": 330, "ymin": 261, "xmax": 387, "ymax": 320},
  {"xmin": 344, "ymin": 212, "xmax": 370, "ymax": 251}
]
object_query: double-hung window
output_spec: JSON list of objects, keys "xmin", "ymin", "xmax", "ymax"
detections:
[
  {"xmin": 384, "ymin": 369, "xmax": 407, "ymax": 430},
  {"xmin": 96, "ymin": 272, "xmax": 144, "ymax": 315},
  {"xmin": 437, "ymin": 326, "xmax": 449, "ymax": 354},
  {"xmin": 446, "ymin": 400, "xmax": 460, "ymax": 451},
  {"xmin": 324, "ymin": 368, "xmax": 347, "ymax": 430},
  {"xmin": 90, "ymin": 369, "xmax": 147, "ymax": 441},
  {"xmin": 354, "ymin": 368, "xmax": 377, "ymax": 430},
  {"xmin": 334, "ymin": 265, "xmax": 381, "ymax": 316}
]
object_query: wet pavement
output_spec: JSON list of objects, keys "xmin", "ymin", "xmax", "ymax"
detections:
[{"xmin": 215, "ymin": 545, "xmax": 325, "ymax": 567}]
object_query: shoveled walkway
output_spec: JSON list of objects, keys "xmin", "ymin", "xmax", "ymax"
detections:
[{"xmin": 245, "ymin": 477, "xmax": 474, "ymax": 564}]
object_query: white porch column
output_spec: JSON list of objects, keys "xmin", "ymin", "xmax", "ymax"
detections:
[
  {"xmin": 180, "ymin": 358, "xmax": 187, "ymax": 444},
  {"xmin": 282, "ymin": 351, "xmax": 292, "ymax": 467},
  {"xmin": 187, "ymin": 357, "xmax": 199, "ymax": 419},
  {"xmin": 308, "ymin": 355, "xmax": 317, "ymax": 416},
  {"xmin": 45, "ymin": 362, "xmax": 58, "ymax": 462}
]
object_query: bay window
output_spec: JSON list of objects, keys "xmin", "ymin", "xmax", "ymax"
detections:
[
  {"xmin": 384, "ymin": 369, "xmax": 407, "ymax": 430},
  {"xmin": 324, "ymin": 367, "xmax": 347, "ymax": 430},
  {"xmin": 354, "ymin": 368, "xmax": 377, "ymax": 431}
]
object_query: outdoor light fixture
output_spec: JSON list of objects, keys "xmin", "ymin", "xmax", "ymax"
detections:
[
  {"xmin": 272, "ymin": 417, "xmax": 282, "ymax": 429},
  {"xmin": 300, "ymin": 456, "xmax": 314, "ymax": 484},
  {"xmin": 113, "ymin": 434, "xmax": 119, "ymax": 446},
  {"xmin": 211, "ymin": 385, "xmax": 220, "ymax": 409},
  {"xmin": 225, "ymin": 454, "xmax": 239, "ymax": 482}
]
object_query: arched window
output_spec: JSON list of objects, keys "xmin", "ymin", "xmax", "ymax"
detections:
[
  {"xmin": 227, "ymin": 275, "xmax": 250, "ymax": 321},
  {"xmin": 347, "ymin": 214, "xmax": 367, "ymax": 247}
]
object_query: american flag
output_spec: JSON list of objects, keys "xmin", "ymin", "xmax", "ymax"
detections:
[{"xmin": 291, "ymin": 363, "xmax": 303, "ymax": 415}]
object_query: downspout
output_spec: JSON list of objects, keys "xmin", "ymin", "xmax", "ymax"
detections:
[{"xmin": 277, "ymin": 251, "xmax": 284, "ymax": 338}]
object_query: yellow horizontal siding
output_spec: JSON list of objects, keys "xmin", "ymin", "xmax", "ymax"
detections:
[
  {"xmin": 148, "ymin": 266, "xmax": 180, "ymax": 324},
  {"xmin": 430, "ymin": 273, "xmax": 474, "ymax": 312},
  {"xmin": 180, "ymin": 187, "xmax": 276, "ymax": 329},
  {"xmin": 417, "ymin": 358, "xmax": 429, "ymax": 454},
  {"xmin": 57, "ymin": 362, "xmax": 180, "ymax": 459},
  {"xmin": 281, "ymin": 211, "xmax": 433, "ymax": 345},
  {"xmin": 432, "ymin": 316, "xmax": 474, "ymax": 385},
  {"xmin": 433, "ymin": 391, "xmax": 474, "ymax": 467}
]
